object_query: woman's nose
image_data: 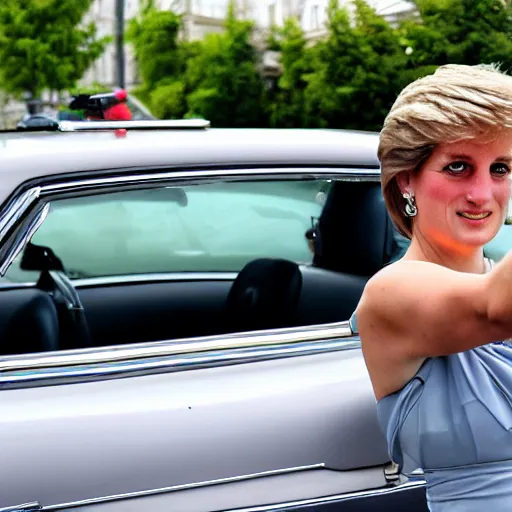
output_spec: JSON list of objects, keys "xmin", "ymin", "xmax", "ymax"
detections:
[{"xmin": 465, "ymin": 172, "xmax": 494, "ymax": 205}]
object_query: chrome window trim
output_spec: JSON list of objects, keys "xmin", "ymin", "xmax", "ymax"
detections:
[
  {"xmin": 0, "ymin": 186, "xmax": 41, "ymax": 243},
  {"xmin": 0, "ymin": 322, "xmax": 358, "ymax": 388},
  {"xmin": 39, "ymin": 167, "xmax": 380, "ymax": 196},
  {"xmin": 72, "ymin": 272, "xmax": 239, "ymax": 288},
  {"xmin": 0, "ymin": 202, "xmax": 50, "ymax": 276},
  {"xmin": 0, "ymin": 272, "xmax": 240, "ymax": 290},
  {"xmin": 41, "ymin": 464, "xmax": 425, "ymax": 511}
]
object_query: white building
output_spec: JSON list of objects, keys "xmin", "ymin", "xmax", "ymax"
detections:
[
  {"xmin": 81, "ymin": 0, "xmax": 140, "ymax": 88},
  {"xmin": 80, "ymin": 0, "xmax": 416, "ymax": 88},
  {"xmin": 80, "ymin": 0, "xmax": 301, "ymax": 88},
  {"xmin": 300, "ymin": 0, "xmax": 416, "ymax": 41}
]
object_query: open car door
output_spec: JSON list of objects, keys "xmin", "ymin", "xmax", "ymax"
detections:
[
  {"xmin": 0, "ymin": 166, "xmax": 427, "ymax": 512},
  {"xmin": 0, "ymin": 326, "xmax": 427, "ymax": 512}
]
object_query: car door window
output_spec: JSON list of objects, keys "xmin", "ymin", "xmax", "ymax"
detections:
[{"xmin": 3, "ymin": 179, "xmax": 330, "ymax": 283}]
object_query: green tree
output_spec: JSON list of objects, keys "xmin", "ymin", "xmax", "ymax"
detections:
[
  {"xmin": 303, "ymin": 0, "xmax": 406, "ymax": 130},
  {"xmin": 127, "ymin": 0, "xmax": 184, "ymax": 89},
  {"xmin": 401, "ymin": 0, "xmax": 512, "ymax": 71},
  {"xmin": 0, "ymin": 0, "xmax": 108, "ymax": 97},
  {"xmin": 268, "ymin": 17, "xmax": 312, "ymax": 128},
  {"xmin": 128, "ymin": 1, "xmax": 202, "ymax": 119},
  {"xmin": 183, "ymin": 0, "xmax": 266, "ymax": 127}
]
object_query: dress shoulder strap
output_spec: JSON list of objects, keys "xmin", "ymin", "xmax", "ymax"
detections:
[
  {"xmin": 484, "ymin": 257, "xmax": 495, "ymax": 272},
  {"xmin": 349, "ymin": 312, "xmax": 359, "ymax": 335}
]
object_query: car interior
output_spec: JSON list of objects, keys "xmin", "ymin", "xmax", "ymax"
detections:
[{"xmin": 0, "ymin": 180, "xmax": 407, "ymax": 356}]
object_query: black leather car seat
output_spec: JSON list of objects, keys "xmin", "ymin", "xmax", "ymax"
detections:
[
  {"xmin": 0, "ymin": 289, "xmax": 59, "ymax": 355},
  {"xmin": 297, "ymin": 180, "xmax": 407, "ymax": 324},
  {"xmin": 312, "ymin": 180, "xmax": 398, "ymax": 276},
  {"xmin": 225, "ymin": 258, "xmax": 302, "ymax": 332}
]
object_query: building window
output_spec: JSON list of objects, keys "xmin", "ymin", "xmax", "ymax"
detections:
[
  {"xmin": 311, "ymin": 4, "xmax": 319, "ymax": 30},
  {"xmin": 268, "ymin": 1, "xmax": 276, "ymax": 25},
  {"xmin": 95, "ymin": 0, "xmax": 102, "ymax": 17}
]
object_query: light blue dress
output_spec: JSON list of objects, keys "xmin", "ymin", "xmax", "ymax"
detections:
[{"xmin": 351, "ymin": 302, "xmax": 512, "ymax": 510}]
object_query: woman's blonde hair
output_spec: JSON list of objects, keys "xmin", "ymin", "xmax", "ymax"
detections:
[{"xmin": 379, "ymin": 63, "xmax": 512, "ymax": 238}]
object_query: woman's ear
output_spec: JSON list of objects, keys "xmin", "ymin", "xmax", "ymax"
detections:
[{"xmin": 396, "ymin": 172, "xmax": 413, "ymax": 196}]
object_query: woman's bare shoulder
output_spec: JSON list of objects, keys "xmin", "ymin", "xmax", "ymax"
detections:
[
  {"xmin": 357, "ymin": 258, "xmax": 493, "ymax": 359},
  {"xmin": 360, "ymin": 259, "xmax": 443, "ymax": 310}
]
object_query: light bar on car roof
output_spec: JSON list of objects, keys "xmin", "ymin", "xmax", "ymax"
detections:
[{"xmin": 58, "ymin": 119, "xmax": 210, "ymax": 131}]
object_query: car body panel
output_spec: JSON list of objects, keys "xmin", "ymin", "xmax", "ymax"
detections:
[{"xmin": 1, "ymin": 350, "xmax": 388, "ymax": 508}]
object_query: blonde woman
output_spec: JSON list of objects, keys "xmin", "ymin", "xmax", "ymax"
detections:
[{"xmin": 354, "ymin": 64, "xmax": 512, "ymax": 511}]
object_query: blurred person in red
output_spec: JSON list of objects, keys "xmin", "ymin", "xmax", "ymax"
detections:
[
  {"xmin": 102, "ymin": 89, "xmax": 132, "ymax": 121},
  {"xmin": 68, "ymin": 89, "xmax": 132, "ymax": 121}
]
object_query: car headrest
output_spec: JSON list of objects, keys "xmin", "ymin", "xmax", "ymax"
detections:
[
  {"xmin": 226, "ymin": 258, "xmax": 302, "ymax": 332},
  {"xmin": 313, "ymin": 181, "xmax": 405, "ymax": 276}
]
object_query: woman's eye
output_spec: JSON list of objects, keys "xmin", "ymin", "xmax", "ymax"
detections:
[
  {"xmin": 491, "ymin": 163, "xmax": 510, "ymax": 176},
  {"xmin": 445, "ymin": 162, "xmax": 468, "ymax": 173}
]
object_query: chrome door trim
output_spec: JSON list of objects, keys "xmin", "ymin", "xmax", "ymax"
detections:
[
  {"xmin": 41, "ymin": 465, "xmax": 425, "ymax": 511},
  {"xmin": 45, "ymin": 464, "xmax": 325, "ymax": 510},
  {"xmin": 0, "ymin": 338, "xmax": 359, "ymax": 388},
  {"xmin": 0, "ymin": 504, "xmax": 42, "ymax": 512},
  {"xmin": 0, "ymin": 321, "xmax": 353, "ymax": 370},
  {"xmin": 0, "ymin": 323, "xmax": 359, "ymax": 388}
]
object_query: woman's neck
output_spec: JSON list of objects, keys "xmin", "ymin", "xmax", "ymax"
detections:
[{"xmin": 405, "ymin": 235, "xmax": 486, "ymax": 274}]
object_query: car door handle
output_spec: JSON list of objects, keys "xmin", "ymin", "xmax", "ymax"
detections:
[{"xmin": 0, "ymin": 503, "xmax": 42, "ymax": 512}]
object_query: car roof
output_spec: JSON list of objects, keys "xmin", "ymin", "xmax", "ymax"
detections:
[{"xmin": 0, "ymin": 128, "xmax": 381, "ymax": 206}]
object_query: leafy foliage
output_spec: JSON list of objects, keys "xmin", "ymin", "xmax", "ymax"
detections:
[
  {"xmin": 129, "ymin": 0, "xmax": 265, "ymax": 126},
  {"xmin": 401, "ymin": 0, "xmax": 512, "ymax": 73},
  {"xmin": 183, "ymin": 2, "xmax": 266, "ymax": 127},
  {"xmin": 127, "ymin": 0, "xmax": 184, "ymax": 89},
  {"xmin": 301, "ymin": 0, "xmax": 408, "ymax": 130},
  {"xmin": 268, "ymin": 17, "xmax": 311, "ymax": 128},
  {"xmin": 128, "ymin": 0, "xmax": 512, "ymax": 130},
  {"xmin": 0, "ymin": 0, "xmax": 108, "ymax": 96}
]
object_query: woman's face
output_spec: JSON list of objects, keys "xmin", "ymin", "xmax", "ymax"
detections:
[{"xmin": 402, "ymin": 134, "xmax": 512, "ymax": 252}]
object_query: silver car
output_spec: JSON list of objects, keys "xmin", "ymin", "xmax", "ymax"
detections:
[{"xmin": 0, "ymin": 119, "xmax": 466, "ymax": 512}]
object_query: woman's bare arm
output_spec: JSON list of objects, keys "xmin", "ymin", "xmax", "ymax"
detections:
[{"xmin": 357, "ymin": 254, "xmax": 512, "ymax": 359}]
